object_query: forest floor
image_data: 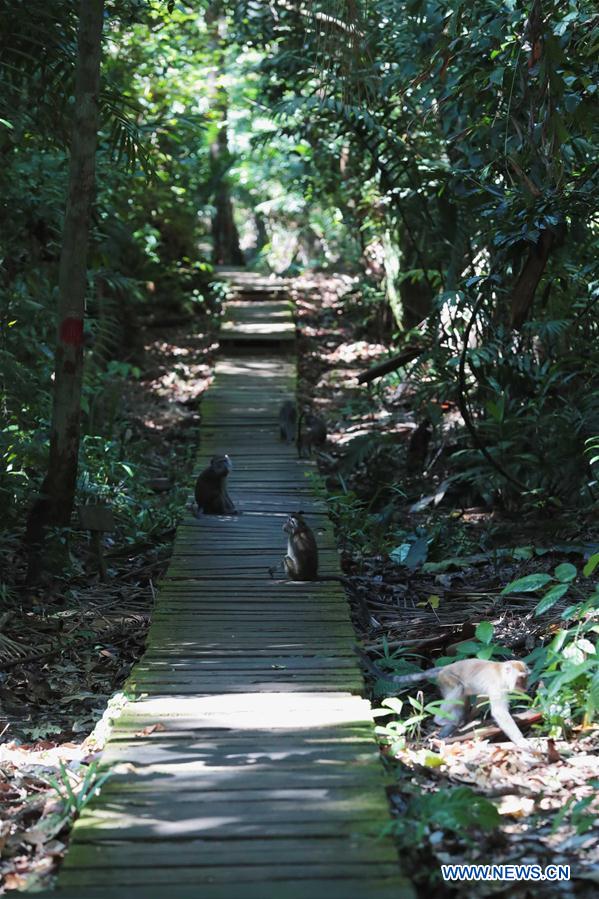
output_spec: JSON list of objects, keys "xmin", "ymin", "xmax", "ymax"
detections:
[
  {"xmin": 1, "ymin": 273, "xmax": 597, "ymax": 896},
  {"xmin": 0, "ymin": 313, "xmax": 215, "ymax": 892},
  {"xmin": 294, "ymin": 273, "xmax": 598, "ymax": 898}
]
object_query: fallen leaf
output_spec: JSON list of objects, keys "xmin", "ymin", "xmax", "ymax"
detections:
[
  {"xmin": 3, "ymin": 872, "xmax": 28, "ymax": 890},
  {"xmin": 498, "ymin": 795, "xmax": 535, "ymax": 818},
  {"xmin": 546, "ymin": 738, "xmax": 561, "ymax": 763},
  {"xmin": 134, "ymin": 722, "xmax": 166, "ymax": 737}
]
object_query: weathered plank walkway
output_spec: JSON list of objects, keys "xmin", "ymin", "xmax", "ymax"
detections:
[
  {"xmin": 50, "ymin": 274, "xmax": 413, "ymax": 898},
  {"xmin": 219, "ymin": 273, "xmax": 296, "ymax": 345}
]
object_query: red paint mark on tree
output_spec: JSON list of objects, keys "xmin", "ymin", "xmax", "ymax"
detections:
[{"xmin": 60, "ymin": 317, "xmax": 84, "ymax": 346}]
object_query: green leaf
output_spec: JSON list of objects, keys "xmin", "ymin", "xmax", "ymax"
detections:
[
  {"xmin": 486, "ymin": 398, "xmax": 504, "ymax": 422},
  {"xmin": 583, "ymin": 553, "xmax": 599, "ymax": 577},
  {"xmin": 513, "ymin": 546, "xmax": 534, "ymax": 561},
  {"xmin": 554, "ymin": 563, "xmax": 577, "ymax": 583},
  {"xmin": 547, "ymin": 661, "xmax": 595, "ymax": 694},
  {"xmin": 535, "ymin": 583, "xmax": 570, "ymax": 616},
  {"xmin": 382, "ymin": 697, "xmax": 404, "ymax": 715},
  {"xmin": 451, "ymin": 641, "xmax": 482, "ymax": 656},
  {"xmin": 548, "ymin": 629, "xmax": 569, "ymax": 653},
  {"xmin": 561, "ymin": 603, "xmax": 584, "ymax": 620},
  {"xmin": 501, "ymin": 573, "xmax": 553, "ymax": 594},
  {"xmin": 423, "ymin": 752, "xmax": 445, "ymax": 767},
  {"xmin": 405, "ymin": 536, "xmax": 429, "ymax": 569},
  {"xmin": 475, "ymin": 621, "xmax": 494, "ymax": 644},
  {"xmin": 391, "ymin": 537, "xmax": 429, "ymax": 569},
  {"xmin": 389, "ymin": 543, "xmax": 411, "ymax": 564}
]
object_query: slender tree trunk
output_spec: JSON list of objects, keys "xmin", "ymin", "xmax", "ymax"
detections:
[
  {"xmin": 25, "ymin": 0, "xmax": 104, "ymax": 579},
  {"xmin": 211, "ymin": 117, "xmax": 244, "ymax": 266},
  {"xmin": 509, "ymin": 229, "xmax": 554, "ymax": 329},
  {"xmin": 207, "ymin": 1, "xmax": 244, "ymax": 267}
]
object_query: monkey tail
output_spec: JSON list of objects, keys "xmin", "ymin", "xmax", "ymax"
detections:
[
  {"xmin": 364, "ymin": 659, "xmax": 434, "ymax": 685},
  {"xmin": 387, "ymin": 670, "xmax": 432, "ymax": 684}
]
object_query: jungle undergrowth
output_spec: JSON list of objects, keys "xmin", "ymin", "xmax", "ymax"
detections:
[
  {"xmin": 294, "ymin": 272, "xmax": 599, "ymax": 898},
  {"xmin": 0, "ymin": 309, "xmax": 216, "ymax": 893}
]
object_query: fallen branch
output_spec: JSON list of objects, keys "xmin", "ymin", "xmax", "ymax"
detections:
[
  {"xmin": 440, "ymin": 709, "xmax": 543, "ymax": 744},
  {"xmin": 357, "ymin": 345, "xmax": 426, "ymax": 384}
]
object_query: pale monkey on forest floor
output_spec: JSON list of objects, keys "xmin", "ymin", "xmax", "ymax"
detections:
[
  {"xmin": 367, "ymin": 657, "xmax": 531, "ymax": 747},
  {"xmin": 277, "ymin": 515, "xmax": 532, "ymax": 748}
]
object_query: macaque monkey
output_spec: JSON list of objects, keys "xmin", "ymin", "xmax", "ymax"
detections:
[
  {"xmin": 279, "ymin": 400, "xmax": 297, "ymax": 443},
  {"xmin": 367, "ymin": 657, "xmax": 530, "ymax": 747},
  {"xmin": 269, "ymin": 512, "xmax": 347, "ymax": 585},
  {"xmin": 297, "ymin": 411, "xmax": 327, "ymax": 458},
  {"xmin": 194, "ymin": 454, "xmax": 237, "ymax": 516},
  {"xmin": 268, "ymin": 513, "xmax": 373, "ymax": 627},
  {"xmin": 279, "ymin": 511, "xmax": 319, "ymax": 579}
]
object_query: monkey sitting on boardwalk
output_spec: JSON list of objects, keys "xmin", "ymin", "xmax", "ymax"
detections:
[
  {"xmin": 267, "ymin": 511, "xmax": 318, "ymax": 580},
  {"xmin": 297, "ymin": 411, "xmax": 327, "ymax": 457},
  {"xmin": 278, "ymin": 400, "xmax": 297, "ymax": 443},
  {"xmin": 366, "ymin": 657, "xmax": 530, "ymax": 747},
  {"xmin": 269, "ymin": 512, "xmax": 353, "ymax": 590},
  {"xmin": 194, "ymin": 454, "xmax": 237, "ymax": 516}
]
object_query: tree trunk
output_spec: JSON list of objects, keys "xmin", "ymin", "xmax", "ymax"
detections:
[
  {"xmin": 207, "ymin": 1, "xmax": 244, "ymax": 267},
  {"xmin": 211, "ymin": 125, "xmax": 245, "ymax": 266},
  {"xmin": 25, "ymin": 0, "xmax": 104, "ymax": 579},
  {"xmin": 509, "ymin": 229, "xmax": 554, "ymax": 329}
]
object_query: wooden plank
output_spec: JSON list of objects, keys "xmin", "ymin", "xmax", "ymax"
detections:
[
  {"xmin": 38, "ymin": 880, "xmax": 412, "ymax": 899},
  {"xmin": 110, "ymin": 723, "xmax": 376, "ymax": 741},
  {"xmin": 144, "ymin": 640, "xmax": 357, "ymax": 652},
  {"xmin": 99, "ymin": 745, "xmax": 380, "ymax": 767},
  {"xmin": 144, "ymin": 623, "xmax": 357, "ymax": 636},
  {"xmin": 149, "ymin": 609, "xmax": 351, "ymax": 622},
  {"xmin": 126, "ymin": 681, "xmax": 365, "ymax": 695},
  {"xmin": 105, "ymin": 690, "xmax": 374, "ymax": 715},
  {"xmin": 72, "ymin": 813, "xmax": 388, "ymax": 841},
  {"xmin": 157, "ymin": 576, "xmax": 340, "ymax": 587},
  {"xmin": 98, "ymin": 734, "xmax": 380, "ymax": 756},
  {"xmin": 117, "ymin": 732, "xmax": 375, "ymax": 747},
  {"xmin": 76, "ymin": 793, "xmax": 387, "ymax": 821},
  {"xmin": 60, "ymin": 863, "xmax": 401, "ymax": 886},
  {"xmin": 63, "ymin": 836, "xmax": 394, "ymax": 865},
  {"xmin": 135, "ymin": 657, "xmax": 359, "ymax": 670},
  {"xmin": 99, "ymin": 769, "xmax": 387, "ymax": 791},
  {"xmin": 152, "ymin": 596, "xmax": 347, "ymax": 606}
]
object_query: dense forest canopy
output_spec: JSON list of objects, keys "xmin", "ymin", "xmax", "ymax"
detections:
[
  {"xmin": 0, "ymin": 0, "xmax": 598, "ymax": 894},
  {"xmin": 2, "ymin": 0, "xmax": 598, "ymax": 529}
]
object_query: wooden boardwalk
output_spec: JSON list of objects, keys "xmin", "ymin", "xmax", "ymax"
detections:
[{"xmin": 50, "ymin": 275, "xmax": 413, "ymax": 898}]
